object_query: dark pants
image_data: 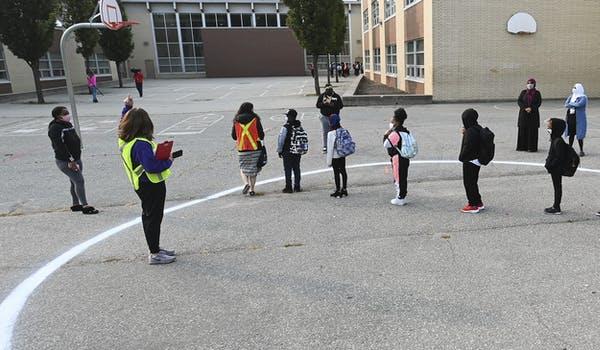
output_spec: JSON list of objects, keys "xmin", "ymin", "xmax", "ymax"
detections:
[
  {"xmin": 463, "ymin": 162, "xmax": 482, "ymax": 206},
  {"xmin": 332, "ymin": 157, "xmax": 347, "ymax": 191},
  {"xmin": 551, "ymin": 172, "xmax": 562, "ymax": 210},
  {"xmin": 56, "ymin": 159, "xmax": 88, "ymax": 206},
  {"xmin": 135, "ymin": 82, "xmax": 143, "ymax": 97},
  {"xmin": 135, "ymin": 180, "xmax": 166, "ymax": 254},
  {"xmin": 516, "ymin": 125, "xmax": 538, "ymax": 152},
  {"xmin": 396, "ymin": 157, "xmax": 410, "ymax": 199},
  {"xmin": 283, "ymin": 153, "xmax": 301, "ymax": 189}
]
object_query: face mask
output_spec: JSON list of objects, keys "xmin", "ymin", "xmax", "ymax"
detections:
[
  {"xmin": 526, "ymin": 84, "xmax": 534, "ymax": 90},
  {"xmin": 572, "ymin": 88, "xmax": 577, "ymax": 94},
  {"xmin": 546, "ymin": 128, "xmax": 552, "ymax": 135},
  {"xmin": 389, "ymin": 123, "xmax": 394, "ymax": 129},
  {"xmin": 61, "ymin": 114, "xmax": 71, "ymax": 122}
]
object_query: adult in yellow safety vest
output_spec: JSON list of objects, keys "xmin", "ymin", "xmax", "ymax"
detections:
[
  {"xmin": 118, "ymin": 108, "xmax": 177, "ymax": 265},
  {"xmin": 231, "ymin": 102, "xmax": 265, "ymax": 196}
]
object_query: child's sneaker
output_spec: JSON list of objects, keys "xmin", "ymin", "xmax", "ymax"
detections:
[
  {"xmin": 596, "ymin": 211, "xmax": 600, "ymax": 217},
  {"xmin": 391, "ymin": 198, "xmax": 406, "ymax": 206},
  {"xmin": 148, "ymin": 253, "xmax": 176, "ymax": 265},
  {"xmin": 340, "ymin": 189, "xmax": 348, "ymax": 197},
  {"xmin": 544, "ymin": 207, "xmax": 561, "ymax": 215},
  {"xmin": 460, "ymin": 204, "xmax": 480, "ymax": 213},
  {"xmin": 158, "ymin": 248, "xmax": 176, "ymax": 256},
  {"xmin": 477, "ymin": 203, "xmax": 485, "ymax": 211},
  {"xmin": 294, "ymin": 187, "xmax": 303, "ymax": 193},
  {"xmin": 330, "ymin": 191, "xmax": 340, "ymax": 198},
  {"xmin": 282, "ymin": 187, "xmax": 294, "ymax": 194}
]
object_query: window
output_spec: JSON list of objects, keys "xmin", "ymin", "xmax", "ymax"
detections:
[
  {"xmin": 386, "ymin": 44, "xmax": 397, "ymax": 74},
  {"xmin": 179, "ymin": 13, "xmax": 205, "ymax": 73},
  {"xmin": 205, "ymin": 13, "xmax": 228, "ymax": 27},
  {"xmin": 364, "ymin": 50, "xmax": 371, "ymax": 70},
  {"xmin": 363, "ymin": 9, "xmax": 369, "ymax": 31},
  {"xmin": 153, "ymin": 13, "xmax": 182, "ymax": 73},
  {"xmin": 406, "ymin": 39, "xmax": 424, "ymax": 79},
  {"xmin": 371, "ymin": 0, "xmax": 380, "ymax": 25},
  {"xmin": 39, "ymin": 52, "xmax": 64, "ymax": 78},
  {"xmin": 89, "ymin": 52, "xmax": 111, "ymax": 75},
  {"xmin": 0, "ymin": 45, "xmax": 8, "ymax": 81},
  {"xmin": 255, "ymin": 13, "xmax": 278, "ymax": 27},
  {"xmin": 385, "ymin": 0, "xmax": 396, "ymax": 18},
  {"xmin": 373, "ymin": 48, "xmax": 381, "ymax": 71},
  {"xmin": 230, "ymin": 14, "xmax": 253, "ymax": 27},
  {"xmin": 405, "ymin": 0, "xmax": 421, "ymax": 8},
  {"xmin": 279, "ymin": 13, "xmax": 288, "ymax": 27}
]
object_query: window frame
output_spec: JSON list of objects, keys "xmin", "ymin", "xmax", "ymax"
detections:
[
  {"xmin": 384, "ymin": 0, "xmax": 396, "ymax": 19},
  {"xmin": 385, "ymin": 44, "xmax": 397, "ymax": 75},
  {"xmin": 362, "ymin": 9, "xmax": 369, "ymax": 32},
  {"xmin": 371, "ymin": 0, "xmax": 380, "ymax": 26},
  {"xmin": 404, "ymin": 0, "xmax": 422, "ymax": 10},
  {"xmin": 152, "ymin": 13, "xmax": 183, "ymax": 73},
  {"xmin": 0, "ymin": 45, "xmax": 9, "ymax": 81},
  {"xmin": 364, "ymin": 49, "xmax": 371, "ymax": 70},
  {"xmin": 39, "ymin": 52, "xmax": 65, "ymax": 79},
  {"xmin": 405, "ymin": 38, "xmax": 425, "ymax": 81},
  {"xmin": 89, "ymin": 52, "xmax": 112, "ymax": 76},
  {"xmin": 373, "ymin": 47, "xmax": 381, "ymax": 72}
]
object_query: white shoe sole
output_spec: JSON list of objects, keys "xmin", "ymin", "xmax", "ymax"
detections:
[{"xmin": 390, "ymin": 199, "xmax": 406, "ymax": 206}]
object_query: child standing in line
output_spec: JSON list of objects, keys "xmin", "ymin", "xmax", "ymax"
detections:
[
  {"xmin": 277, "ymin": 109, "xmax": 305, "ymax": 193},
  {"xmin": 459, "ymin": 108, "xmax": 484, "ymax": 213},
  {"xmin": 326, "ymin": 114, "xmax": 348, "ymax": 198},
  {"xmin": 544, "ymin": 118, "xmax": 569, "ymax": 215},
  {"xmin": 384, "ymin": 108, "xmax": 410, "ymax": 206},
  {"xmin": 121, "ymin": 95, "xmax": 133, "ymax": 119}
]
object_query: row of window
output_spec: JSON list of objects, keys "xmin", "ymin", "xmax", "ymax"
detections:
[
  {"xmin": 364, "ymin": 39, "xmax": 424, "ymax": 79},
  {"xmin": 154, "ymin": 11, "xmax": 287, "ymax": 29},
  {"xmin": 0, "ymin": 45, "xmax": 8, "ymax": 81},
  {"xmin": 363, "ymin": 0, "xmax": 421, "ymax": 30}
]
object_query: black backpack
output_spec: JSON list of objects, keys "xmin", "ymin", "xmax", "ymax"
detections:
[
  {"xmin": 563, "ymin": 145, "xmax": 580, "ymax": 177},
  {"xmin": 478, "ymin": 127, "xmax": 495, "ymax": 166}
]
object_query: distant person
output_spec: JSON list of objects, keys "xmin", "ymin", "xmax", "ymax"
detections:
[
  {"xmin": 353, "ymin": 62, "xmax": 361, "ymax": 76},
  {"xmin": 232, "ymin": 102, "xmax": 265, "ymax": 196},
  {"xmin": 48, "ymin": 106, "xmax": 99, "ymax": 215},
  {"xmin": 343, "ymin": 63, "xmax": 350, "ymax": 77},
  {"xmin": 544, "ymin": 118, "xmax": 569, "ymax": 215},
  {"xmin": 564, "ymin": 83, "xmax": 587, "ymax": 156},
  {"xmin": 133, "ymin": 69, "xmax": 144, "ymax": 97},
  {"xmin": 316, "ymin": 83, "xmax": 344, "ymax": 153},
  {"xmin": 118, "ymin": 108, "xmax": 176, "ymax": 265},
  {"xmin": 326, "ymin": 114, "xmax": 351, "ymax": 198},
  {"xmin": 516, "ymin": 78, "xmax": 542, "ymax": 152},
  {"xmin": 459, "ymin": 108, "xmax": 484, "ymax": 213},
  {"xmin": 337, "ymin": 63, "xmax": 343, "ymax": 77},
  {"xmin": 330, "ymin": 63, "xmax": 335, "ymax": 77},
  {"xmin": 308, "ymin": 63, "xmax": 315, "ymax": 78},
  {"xmin": 86, "ymin": 69, "xmax": 98, "ymax": 103},
  {"xmin": 121, "ymin": 95, "xmax": 133, "ymax": 119},
  {"xmin": 277, "ymin": 109, "xmax": 307, "ymax": 193},
  {"xmin": 383, "ymin": 108, "xmax": 411, "ymax": 206}
]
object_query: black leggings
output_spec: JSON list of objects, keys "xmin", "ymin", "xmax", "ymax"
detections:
[
  {"xmin": 551, "ymin": 172, "xmax": 562, "ymax": 210},
  {"xmin": 332, "ymin": 157, "xmax": 347, "ymax": 191},
  {"xmin": 135, "ymin": 180, "xmax": 166, "ymax": 254},
  {"xmin": 463, "ymin": 162, "xmax": 482, "ymax": 206},
  {"xmin": 568, "ymin": 136, "xmax": 584, "ymax": 152}
]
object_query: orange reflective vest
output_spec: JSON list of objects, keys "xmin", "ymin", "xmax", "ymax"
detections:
[{"xmin": 235, "ymin": 118, "xmax": 260, "ymax": 151}]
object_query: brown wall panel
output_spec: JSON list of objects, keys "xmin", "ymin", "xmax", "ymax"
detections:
[
  {"xmin": 372, "ymin": 26, "xmax": 381, "ymax": 48},
  {"xmin": 406, "ymin": 80, "xmax": 424, "ymax": 94},
  {"xmin": 202, "ymin": 29, "xmax": 305, "ymax": 77},
  {"xmin": 386, "ymin": 76, "xmax": 397, "ymax": 89},
  {"xmin": 0, "ymin": 83, "xmax": 12, "ymax": 94},
  {"xmin": 384, "ymin": 18, "xmax": 396, "ymax": 44},
  {"xmin": 374, "ymin": 73, "xmax": 382, "ymax": 84},
  {"xmin": 363, "ymin": 32, "xmax": 370, "ymax": 49},
  {"xmin": 405, "ymin": 2, "xmax": 424, "ymax": 41},
  {"xmin": 40, "ymin": 79, "xmax": 66, "ymax": 89}
]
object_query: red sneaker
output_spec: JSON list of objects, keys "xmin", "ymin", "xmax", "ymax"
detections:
[
  {"xmin": 461, "ymin": 204, "xmax": 480, "ymax": 213},
  {"xmin": 477, "ymin": 203, "xmax": 485, "ymax": 211}
]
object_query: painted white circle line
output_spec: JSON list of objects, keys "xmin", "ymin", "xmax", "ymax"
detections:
[
  {"xmin": 493, "ymin": 105, "xmax": 564, "ymax": 112},
  {"xmin": 1, "ymin": 160, "xmax": 600, "ymax": 350}
]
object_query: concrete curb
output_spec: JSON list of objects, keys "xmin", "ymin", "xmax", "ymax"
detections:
[{"xmin": 342, "ymin": 75, "xmax": 433, "ymax": 106}]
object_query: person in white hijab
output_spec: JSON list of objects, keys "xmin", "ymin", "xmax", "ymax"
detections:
[{"xmin": 564, "ymin": 83, "xmax": 588, "ymax": 156}]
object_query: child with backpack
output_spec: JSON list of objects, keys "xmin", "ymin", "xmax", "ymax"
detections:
[
  {"xmin": 121, "ymin": 95, "xmax": 133, "ymax": 119},
  {"xmin": 326, "ymin": 114, "xmax": 354, "ymax": 198},
  {"xmin": 544, "ymin": 118, "xmax": 578, "ymax": 215},
  {"xmin": 459, "ymin": 108, "xmax": 487, "ymax": 213},
  {"xmin": 383, "ymin": 108, "xmax": 416, "ymax": 206},
  {"xmin": 277, "ymin": 109, "xmax": 307, "ymax": 193}
]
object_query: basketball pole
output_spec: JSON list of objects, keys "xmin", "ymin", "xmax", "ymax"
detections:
[{"xmin": 59, "ymin": 22, "xmax": 108, "ymax": 147}]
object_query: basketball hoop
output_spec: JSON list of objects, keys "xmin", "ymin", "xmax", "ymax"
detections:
[{"xmin": 99, "ymin": 0, "xmax": 138, "ymax": 30}]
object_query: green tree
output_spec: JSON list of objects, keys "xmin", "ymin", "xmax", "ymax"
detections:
[
  {"xmin": 0, "ymin": 0, "xmax": 59, "ymax": 103},
  {"xmin": 99, "ymin": 2, "xmax": 134, "ymax": 88},
  {"xmin": 327, "ymin": 1, "xmax": 346, "ymax": 83},
  {"xmin": 284, "ymin": 0, "xmax": 345, "ymax": 95},
  {"xmin": 63, "ymin": 0, "xmax": 100, "ymax": 69}
]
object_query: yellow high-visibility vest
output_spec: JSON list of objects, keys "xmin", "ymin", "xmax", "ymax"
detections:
[{"xmin": 118, "ymin": 137, "xmax": 171, "ymax": 190}]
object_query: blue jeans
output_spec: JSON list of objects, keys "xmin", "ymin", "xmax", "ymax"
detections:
[
  {"xmin": 91, "ymin": 86, "xmax": 98, "ymax": 102},
  {"xmin": 319, "ymin": 114, "xmax": 330, "ymax": 149}
]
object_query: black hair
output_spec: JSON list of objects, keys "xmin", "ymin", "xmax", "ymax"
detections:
[
  {"xmin": 52, "ymin": 106, "xmax": 67, "ymax": 119},
  {"xmin": 393, "ymin": 108, "xmax": 407, "ymax": 125},
  {"xmin": 237, "ymin": 102, "xmax": 254, "ymax": 116}
]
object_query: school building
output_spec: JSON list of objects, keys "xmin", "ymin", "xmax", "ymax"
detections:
[
  {"xmin": 361, "ymin": 0, "xmax": 600, "ymax": 101},
  {"xmin": 1, "ymin": 0, "xmax": 363, "ymax": 97}
]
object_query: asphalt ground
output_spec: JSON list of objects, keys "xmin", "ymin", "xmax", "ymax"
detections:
[{"xmin": 1, "ymin": 77, "xmax": 599, "ymax": 349}]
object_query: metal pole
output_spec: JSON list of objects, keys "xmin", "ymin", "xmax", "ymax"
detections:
[{"xmin": 60, "ymin": 22, "xmax": 107, "ymax": 146}]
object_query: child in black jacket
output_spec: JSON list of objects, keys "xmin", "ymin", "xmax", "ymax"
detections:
[
  {"xmin": 459, "ymin": 108, "xmax": 484, "ymax": 213},
  {"xmin": 544, "ymin": 118, "xmax": 569, "ymax": 215}
]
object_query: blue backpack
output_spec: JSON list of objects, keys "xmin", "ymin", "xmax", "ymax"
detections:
[{"xmin": 335, "ymin": 128, "xmax": 356, "ymax": 157}]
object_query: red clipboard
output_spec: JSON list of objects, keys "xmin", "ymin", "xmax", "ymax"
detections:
[{"xmin": 155, "ymin": 141, "xmax": 173, "ymax": 160}]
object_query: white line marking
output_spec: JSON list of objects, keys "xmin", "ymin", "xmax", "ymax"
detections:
[
  {"xmin": 260, "ymin": 90, "xmax": 269, "ymax": 97},
  {"xmin": 175, "ymin": 93, "xmax": 195, "ymax": 101},
  {"xmin": 173, "ymin": 87, "xmax": 186, "ymax": 92},
  {"xmin": 2, "ymin": 160, "xmax": 600, "ymax": 350},
  {"xmin": 218, "ymin": 91, "xmax": 233, "ymax": 100},
  {"xmin": 493, "ymin": 105, "xmax": 564, "ymax": 112},
  {"xmin": 157, "ymin": 115, "xmax": 224, "ymax": 136},
  {"xmin": 157, "ymin": 116, "xmax": 200, "ymax": 135},
  {"xmin": 160, "ymin": 130, "xmax": 207, "ymax": 136}
]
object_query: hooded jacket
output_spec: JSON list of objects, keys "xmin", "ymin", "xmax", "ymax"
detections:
[
  {"xmin": 277, "ymin": 119, "xmax": 302, "ymax": 154},
  {"xmin": 459, "ymin": 109, "xmax": 482, "ymax": 162},
  {"xmin": 545, "ymin": 118, "xmax": 569, "ymax": 174},
  {"xmin": 48, "ymin": 119, "xmax": 82, "ymax": 161},
  {"xmin": 231, "ymin": 113, "xmax": 265, "ymax": 151},
  {"xmin": 316, "ymin": 90, "xmax": 343, "ymax": 116}
]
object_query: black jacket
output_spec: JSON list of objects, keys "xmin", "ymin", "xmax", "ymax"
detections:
[
  {"xmin": 48, "ymin": 119, "xmax": 81, "ymax": 161},
  {"xmin": 384, "ymin": 125, "xmax": 409, "ymax": 158},
  {"xmin": 282, "ymin": 120, "xmax": 301, "ymax": 154},
  {"xmin": 545, "ymin": 119, "xmax": 568, "ymax": 174},
  {"xmin": 459, "ymin": 110, "xmax": 482, "ymax": 162},
  {"xmin": 517, "ymin": 89, "xmax": 542, "ymax": 128},
  {"xmin": 316, "ymin": 92, "xmax": 343, "ymax": 116},
  {"xmin": 231, "ymin": 113, "xmax": 265, "ymax": 141}
]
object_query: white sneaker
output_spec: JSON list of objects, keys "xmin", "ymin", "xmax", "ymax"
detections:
[
  {"xmin": 390, "ymin": 198, "xmax": 406, "ymax": 206},
  {"xmin": 148, "ymin": 253, "xmax": 176, "ymax": 265}
]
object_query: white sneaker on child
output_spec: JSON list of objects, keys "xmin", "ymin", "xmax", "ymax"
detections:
[{"xmin": 391, "ymin": 198, "xmax": 406, "ymax": 206}]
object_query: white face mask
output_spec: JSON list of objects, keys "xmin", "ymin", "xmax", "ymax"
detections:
[
  {"xmin": 61, "ymin": 114, "xmax": 71, "ymax": 122},
  {"xmin": 526, "ymin": 84, "xmax": 534, "ymax": 90},
  {"xmin": 389, "ymin": 123, "xmax": 394, "ymax": 129},
  {"xmin": 572, "ymin": 88, "xmax": 577, "ymax": 94},
  {"xmin": 546, "ymin": 128, "xmax": 552, "ymax": 135}
]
